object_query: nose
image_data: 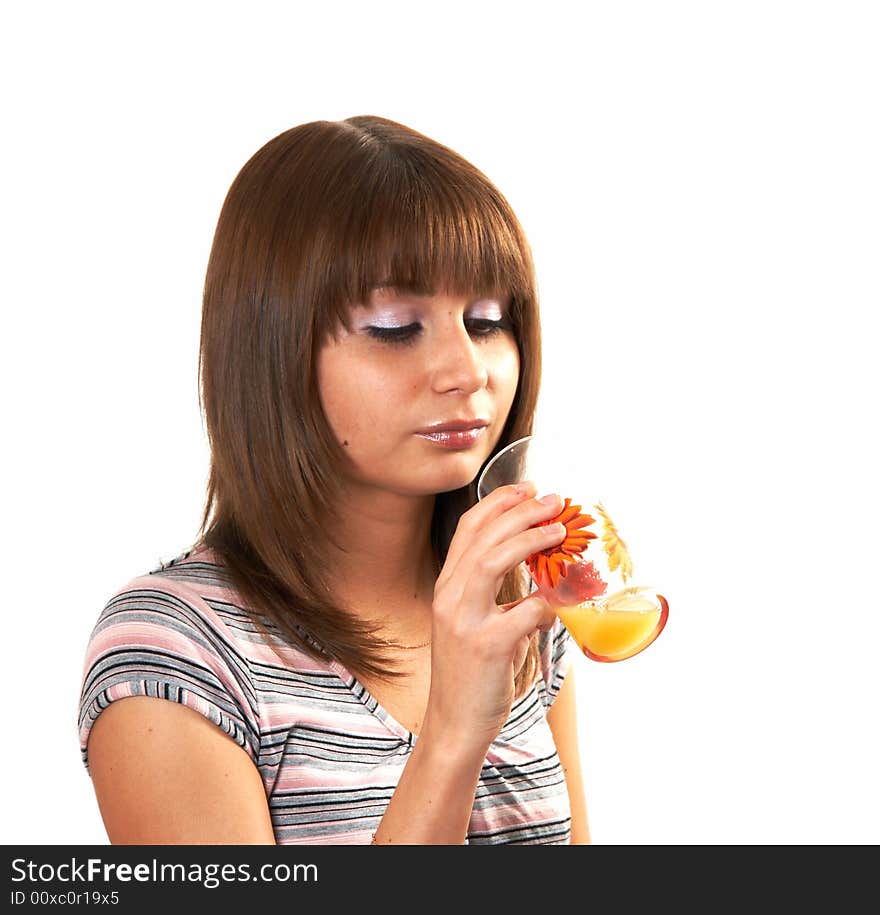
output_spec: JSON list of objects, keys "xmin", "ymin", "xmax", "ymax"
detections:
[{"xmin": 430, "ymin": 319, "xmax": 490, "ymax": 395}]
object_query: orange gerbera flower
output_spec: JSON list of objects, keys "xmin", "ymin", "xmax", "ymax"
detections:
[{"xmin": 527, "ymin": 497, "xmax": 598, "ymax": 589}]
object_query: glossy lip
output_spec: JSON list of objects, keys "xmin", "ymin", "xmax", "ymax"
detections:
[
  {"xmin": 415, "ymin": 427, "xmax": 487, "ymax": 449},
  {"xmin": 416, "ymin": 418, "xmax": 489, "ymax": 433}
]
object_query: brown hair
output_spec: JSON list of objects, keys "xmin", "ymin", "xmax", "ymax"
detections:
[{"xmin": 196, "ymin": 115, "xmax": 544, "ymax": 694}]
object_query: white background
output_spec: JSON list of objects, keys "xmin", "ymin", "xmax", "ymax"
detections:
[{"xmin": 2, "ymin": 1, "xmax": 878, "ymax": 845}]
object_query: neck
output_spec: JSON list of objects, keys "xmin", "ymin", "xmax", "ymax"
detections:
[{"xmin": 323, "ymin": 486, "xmax": 439, "ymax": 637}]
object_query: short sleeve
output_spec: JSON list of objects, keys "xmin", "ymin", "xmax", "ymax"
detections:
[
  {"xmin": 537, "ymin": 615, "xmax": 576, "ymax": 711},
  {"xmin": 78, "ymin": 576, "xmax": 260, "ymax": 774}
]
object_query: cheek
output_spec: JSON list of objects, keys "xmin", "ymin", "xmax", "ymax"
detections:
[
  {"xmin": 491, "ymin": 343, "xmax": 521, "ymax": 405},
  {"xmin": 316, "ymin": 348, "xmax": 355, "ymax": 438},
  {"xmin": 317, "ymin": 349, "xmax": 398, "ymax": 445}
]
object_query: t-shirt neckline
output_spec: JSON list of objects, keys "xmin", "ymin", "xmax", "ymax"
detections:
[{"xmin": 327, "ymin": 658, "xmax": 418, "ymax": 745}]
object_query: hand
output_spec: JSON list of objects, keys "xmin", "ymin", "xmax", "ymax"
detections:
[{"xmin": 423, "ymin": 480, "xmax": 566, "ymax": 751}]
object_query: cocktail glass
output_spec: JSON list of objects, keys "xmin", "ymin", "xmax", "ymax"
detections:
[{"xmin": 477, "ymin": 434, "xmax": 669, "ymax": 662}]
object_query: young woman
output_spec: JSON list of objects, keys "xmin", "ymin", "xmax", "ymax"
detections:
[{"xmin": 78, "ymin": 115, "xmax": 590, "ymax": 845}]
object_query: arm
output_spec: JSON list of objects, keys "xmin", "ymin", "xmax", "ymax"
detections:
[
  {"xmin": 87, "ymin": 696, "xmax": 276, "ymax": 844},
  {"xmin": 546, "ymin": 665, "xmax": 591, "ymax": 844},
  {"xmin": 371, "ymin": 484, "xmax": 570, "ymax": 844},
  {"xmin": 370, "ymin": 718, "xmax": 489, "ymax": 845},
  {"xmin": 373, "ymin": 653, "xmax": 590, "ymax": 846}
]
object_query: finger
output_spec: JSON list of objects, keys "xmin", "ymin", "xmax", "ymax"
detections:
[
  {"xmin": 441, "ymin": 480, "xmax": 536, "ymax": 579},
  {"xmin": 479, "ymin": 490, "xmax": 566, "ymax": 554},
  {"xmin": 494, "ymin": 593, "xmax": 558, "ymax": 643},
  {"xmin": 498, "ymin": 597, "xmax": 554, "ymax": 631},
  {"xmin": 442, "ymin": 485, "xmax": 565, "ymax": 584},
  {"xmin": 454, "ymin": 522, "xmax": 567, "ymax": 620}
]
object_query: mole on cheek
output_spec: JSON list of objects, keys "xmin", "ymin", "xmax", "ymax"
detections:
[{"xmin": 343, "ymin": 440, "xmax": 349, "ymax": 447}]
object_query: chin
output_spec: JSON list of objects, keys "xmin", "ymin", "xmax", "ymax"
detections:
[{"xmin": 430, "ymin": 460, "xmax": 487, "ymax": 495}]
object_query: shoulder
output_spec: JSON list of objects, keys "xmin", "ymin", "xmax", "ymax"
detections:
[
  {"xmin": 83, "ymin": 545, "xmax": 244, "ymax": 666},
  {"xmin": 86, "ymin": 541, "xmax": 308, "ymax": 665},
  {"xmin": 79, "ymin": 541, "xmax": 288, "ymax": 773}
]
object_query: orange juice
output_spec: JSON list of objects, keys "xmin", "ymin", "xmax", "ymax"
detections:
[{"xmin": 557, "ymin": 592, "xmax": 668, "ymax": 662}]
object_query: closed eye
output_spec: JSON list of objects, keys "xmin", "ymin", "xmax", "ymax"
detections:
[
  {"xmin": 365, "ymin": 319, "xmax": 512, "ymax": 346},
  {"xmin": 364, "ymin": 323, "xmax": 421, "ymax": 345}
]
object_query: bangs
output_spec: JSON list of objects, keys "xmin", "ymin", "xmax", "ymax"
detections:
[{"xmin": 313, "ymin": 147, "xmax": 534, "ymax": 338}]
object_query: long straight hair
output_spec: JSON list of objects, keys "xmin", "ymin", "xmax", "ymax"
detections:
[{"xmin": 196, "ymin": 115, "xmax": 544, "ymax": 692}]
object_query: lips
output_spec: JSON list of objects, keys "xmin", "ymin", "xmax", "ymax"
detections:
[
  {"xmin": 415, "ymin": 425, "xmax": 488, "ymax": 449},
  {"xmin": 417, "ymin": 419, "xmax": 489, "ymax": 434}
]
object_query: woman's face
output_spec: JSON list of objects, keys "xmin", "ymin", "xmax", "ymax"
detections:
[{"xmin": 317, "ymin": 285, "xmax": 521, "ymax": 497}]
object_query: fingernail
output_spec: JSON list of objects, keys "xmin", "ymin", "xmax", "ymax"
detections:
[{"xmin": 538, "ymin": 493, "xmax": 560, "ymax": 505}]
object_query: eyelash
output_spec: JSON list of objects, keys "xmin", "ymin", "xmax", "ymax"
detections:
[{"xmin": 365, "ymin": 319, "xmax": 512, "ymax": 346}]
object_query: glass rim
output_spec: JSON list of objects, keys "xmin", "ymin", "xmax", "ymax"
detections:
[{"xmin": 476, "ymin": 433, "xmax": 536, "ymax": 500}]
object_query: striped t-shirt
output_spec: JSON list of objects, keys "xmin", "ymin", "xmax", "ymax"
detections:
[{"xmin": 78, "ymin": 542, "xmax": 575, "ymax": 844}]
